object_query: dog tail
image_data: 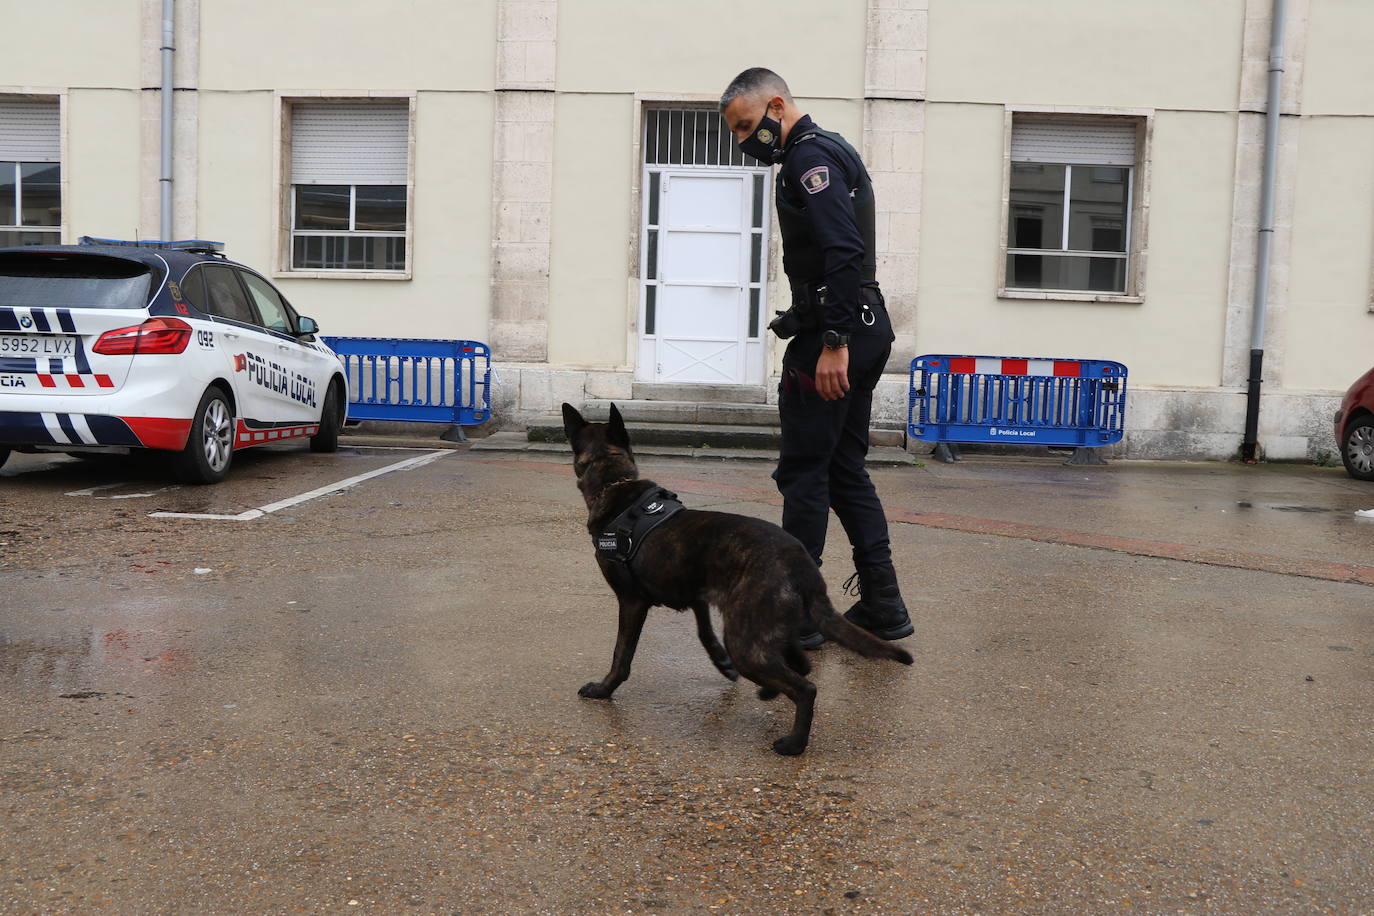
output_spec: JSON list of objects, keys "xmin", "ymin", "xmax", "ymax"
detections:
[{"xmin": 808, "ymin": 593, "xmax": 913, "ymax": 665}]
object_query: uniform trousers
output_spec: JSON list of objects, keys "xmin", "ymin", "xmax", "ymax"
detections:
[{"xmin": 774, "ymin": 308, "xmax": 894, "ymax": 569}]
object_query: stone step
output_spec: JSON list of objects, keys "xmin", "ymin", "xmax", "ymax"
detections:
[
  {"xmin": 528, "ymin": 416, "xmax": 781, "ymax": 449},
  {"xmin": 581, "ymin": 398, "xmax": 779, "ymax": 427},
  {"xmin": 631, "ymin": 382, "xmax": 769, "ymax": 404},
  {"xmin": 469, "ymin": 431, "xmax": 918, "ymax": 466}
]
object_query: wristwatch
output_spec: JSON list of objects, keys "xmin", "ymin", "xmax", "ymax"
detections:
[{"xmin": 822, "ymin": 329, "xmax": 850, "ymax": 350}]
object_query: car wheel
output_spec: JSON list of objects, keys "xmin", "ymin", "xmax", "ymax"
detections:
[
  {"xmin": 310, "ymin": 381, "xmax": 342, "ymax": 453},
  {"xmin": 1341, "ymin": 415, "xmax": 1374, "ymax": 482},
  {"xmin": 173, "ymin": 386, "xmax": 235, "ymax": 485}
]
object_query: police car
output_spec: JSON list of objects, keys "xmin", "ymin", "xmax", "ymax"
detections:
[{"xmin": 0, "ymin": 237, "xmax": 347, "ymax": 484}]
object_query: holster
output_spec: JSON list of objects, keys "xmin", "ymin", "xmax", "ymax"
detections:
[{"xmin": 768, "ymin": 283, "xmax": 826, "ymax": 340}]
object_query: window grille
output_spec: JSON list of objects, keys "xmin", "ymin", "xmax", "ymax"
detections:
[{"xmin": 643, "ymin": 107, "xmax": 750, "ymax": 168}]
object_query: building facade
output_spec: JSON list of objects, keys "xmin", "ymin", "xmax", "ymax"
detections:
[{"xmin": 3, "ymin": 0, "xmax": 1372, "ymax": 459}]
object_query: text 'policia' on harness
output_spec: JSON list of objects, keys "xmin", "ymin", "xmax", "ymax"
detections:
[{"xmin": 595, "ymin": 486, "xmax": 685, "ymax": 566}]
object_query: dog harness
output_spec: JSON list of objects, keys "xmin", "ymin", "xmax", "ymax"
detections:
[{"xmin": 595, "ymin": 486, "xmax": 685, "ymax": 565}]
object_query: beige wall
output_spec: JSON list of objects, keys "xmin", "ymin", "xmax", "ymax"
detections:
[
  {"xmin": 198, "ymin": 0, "xmax": 497, "ymax": 92},
  {"xmin": 0, "ymin": 5, "xmax": 139, "ymax": 89},
  {"xmin": 408, "ymin": 92, "xmax": 496, "ymax": 341},
  {"xmin": 796, "ymin": 98, "xmax": 864, "ymax": 146},
  {"xmin": 196, "ymin": 92, "xmax": 275, "ymax": 271},
  {"xmin": 270, "ymin": 92, "xmax": 494, "ymax": 341},
  {"xmin": 927, "ymin": 0, "xmax": 1245, "ymax": 112},
  {"xmin": 1302, "ymin": 0, "xmax": 1374, "ymax": 116},
  {"xmin": 557, "ymin": 0, "xmax": 864, "ymax": 99},
  {"xmin": 913, "ymin": 103, "xmax": 1005, "ymax": 353},
  {"xmin": 917, "ymin": 104, "xmax": 1243, "ymax": 389},
  {"xmin": 3, "ymin": 5, "xmax": 142, "ymax": 243},
  {"xmin": 65, "ymin": 90, "xmax": 142, "ymax": 242},
  {"xmin": 1284, "ymin": 117, "xmax": 1374, "ymax": 391},
  {"xmin": 549, "ymin": 93, "xmax": 634, "ymax": 367},
  {"xmin": 1134, "ymin": 110, "xmax": 1237, "ymax": 389}
]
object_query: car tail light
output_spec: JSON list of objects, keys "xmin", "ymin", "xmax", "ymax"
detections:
[{"xmin": 92, "ymin": 317, "xmax": 193, "ymax": 355}]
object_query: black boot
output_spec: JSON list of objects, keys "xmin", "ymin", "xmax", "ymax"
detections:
[
  {"xmin": 843, "ymin": 564, "xmax": 914, "ymax": 640},
  {"xmin": 798, "ymin": 558, "xmax": 830, "ymax": 650}
]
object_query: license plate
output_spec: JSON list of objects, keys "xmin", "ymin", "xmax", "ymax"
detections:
[{"xmin": 0, "ymin": 334, "xmax": 75, "ymax": 357}]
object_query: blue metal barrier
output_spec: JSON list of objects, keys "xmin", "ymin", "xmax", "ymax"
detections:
[
  {"xmin": 909, "ymin": 354, "xmax": 1127, "ymax": 464},
  {"xmin": 322, "ymin": 337, "xmax": 491, "ymax": 435}
]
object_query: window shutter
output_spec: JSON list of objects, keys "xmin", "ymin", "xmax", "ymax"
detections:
[
  {"xmin": 291, "ymin": 102, "xmax": 409, "ymax": 185},
  {"xmin": 0, "ymin": 98, "xmax": 60, "ymax": 162},
  {"xmin": 1011, "ymin": 118, "xmax": 1137, "ymax": 167}
]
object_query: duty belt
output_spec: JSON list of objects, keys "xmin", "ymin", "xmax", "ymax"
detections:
[{"xmin": 595, "ymin": 487, "xmax": 685, "ymax": 565}]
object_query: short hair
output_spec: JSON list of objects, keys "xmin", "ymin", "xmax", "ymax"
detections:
[{"xmin": 719, "ymin": 68, "xmax": 792, "ymax": 113}]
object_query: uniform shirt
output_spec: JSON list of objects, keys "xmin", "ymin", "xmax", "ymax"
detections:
[{"xmin": 775, "ymin": 115, "xmax": 878, "ymax": 334}]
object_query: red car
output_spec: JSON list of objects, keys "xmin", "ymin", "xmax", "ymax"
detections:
[{"xmin": 1336, "ymin": 366, "xmax": 1374, "ymax": 481}]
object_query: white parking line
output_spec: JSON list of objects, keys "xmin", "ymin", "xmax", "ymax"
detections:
[
  {"xmin": 109, "ymin": 486, "xmax": 179, "ymax": 500},
  {"xmin": 149, "ymin": 449, "xmax": 455, "ymax": 521}
]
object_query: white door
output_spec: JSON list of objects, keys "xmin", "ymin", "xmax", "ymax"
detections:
[{"xmin": 639, "ymin": 168, "xmax": 768, "ymax": 385}]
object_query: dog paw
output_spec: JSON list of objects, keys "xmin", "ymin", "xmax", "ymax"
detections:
[
  {"xmin": 578, "ymin": 682, "xmax": 613, "ymax": 699},
  {"xmin": 717, "ymin": 663, "xmax": 740, "ymax": 682},
  {"xmin": 771, "ymin": 735, "xmax": 808, "ymax": 756}
]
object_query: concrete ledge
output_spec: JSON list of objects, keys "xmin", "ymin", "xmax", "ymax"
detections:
[
  {"xmin": 337, "ymin": 434, "xmax": 470, "ymax": 451},
  {"xmin": 341, "ymin": 420, "xmax": 495, "ymax": 440},
  {"xmin": 527, "ymin": 417, "xmax": 781, "ymax": 449},
  {"xmin": 581, "ymin": 399, "xmax": 780, "ymax": 426},
  {"xmin": 471, "ymin": 431, "xmax": 919, "ymax": 466},
  {"xmin": 486, "ymin": 366, "xmax": 1343, "ymax": 463}
]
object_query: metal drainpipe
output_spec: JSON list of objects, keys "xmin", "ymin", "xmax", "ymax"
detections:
[
  {"xmin": 159, "ymin": 0, "xmax": 175, "ymax": 240},
  {"xmin": 1241, "ymin": 0, "xmax": 1287, "ymax": 462}
]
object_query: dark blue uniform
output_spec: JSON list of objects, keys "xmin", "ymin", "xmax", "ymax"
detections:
[{"xmin": 773, "ymin": 115, "xmax": 896, "ymax": 571}]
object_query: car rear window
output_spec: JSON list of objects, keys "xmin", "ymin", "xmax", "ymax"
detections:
[{"xmin": 0, "ymin": 253, "xmax": 155, "ymax": 310}]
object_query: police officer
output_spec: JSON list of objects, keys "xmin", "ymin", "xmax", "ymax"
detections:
[{"xmin": 719, "ymin": 68, "xmax": 912, "ymax": 649}]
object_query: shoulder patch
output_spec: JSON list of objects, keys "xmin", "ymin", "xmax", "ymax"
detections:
[{"xmin": 800, "ymin": 165, "xmax": 830, "ymax": 195}]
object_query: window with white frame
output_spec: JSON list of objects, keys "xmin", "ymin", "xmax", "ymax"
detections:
[
  {"xmin": 0, "ymin": 98, "xmax": 61, "ymax": 248},
  {"xmin": 1005, "ymin": 116, "xmax": 1139, "ymax": 295},
  {"xmin": 289, "ymin": 101, "xmax": 409, "ymax": 272}
]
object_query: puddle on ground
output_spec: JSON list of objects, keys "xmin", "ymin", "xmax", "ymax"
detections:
[
  {"xmin": 1236, "ymin": 501, "xmax": 1335, "ymax": 513},
  {"xmin": 1, "ymin": 626, "xmax": 195, "ymax": 687}
]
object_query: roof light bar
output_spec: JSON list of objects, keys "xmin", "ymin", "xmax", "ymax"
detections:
[{"xmin": 78, "ymin": 236, "xmax": 226, "ymax": 255}]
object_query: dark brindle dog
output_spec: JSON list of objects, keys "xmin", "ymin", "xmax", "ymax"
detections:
[{"xmin": 563, "ymin": 403, "xmax": 912, "ymax": 756}]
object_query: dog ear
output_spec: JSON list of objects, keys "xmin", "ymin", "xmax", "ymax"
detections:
[
  {"xmin": 561, "ymin": 402, "xmax": 587, "ymax": 446},
  {"xmin": 607, "ymin": 403, "xmax": 631, "ymax": 449}
]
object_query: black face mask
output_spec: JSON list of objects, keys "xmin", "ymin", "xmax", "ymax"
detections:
[{"xmin": 738, "ymin": 105, "xmax": 784, "ymax": 165}]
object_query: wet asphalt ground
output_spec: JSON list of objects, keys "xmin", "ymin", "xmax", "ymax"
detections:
[{"xmin": 1, "ymin": 435, "xmax": 1372, "ymax": 915}]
